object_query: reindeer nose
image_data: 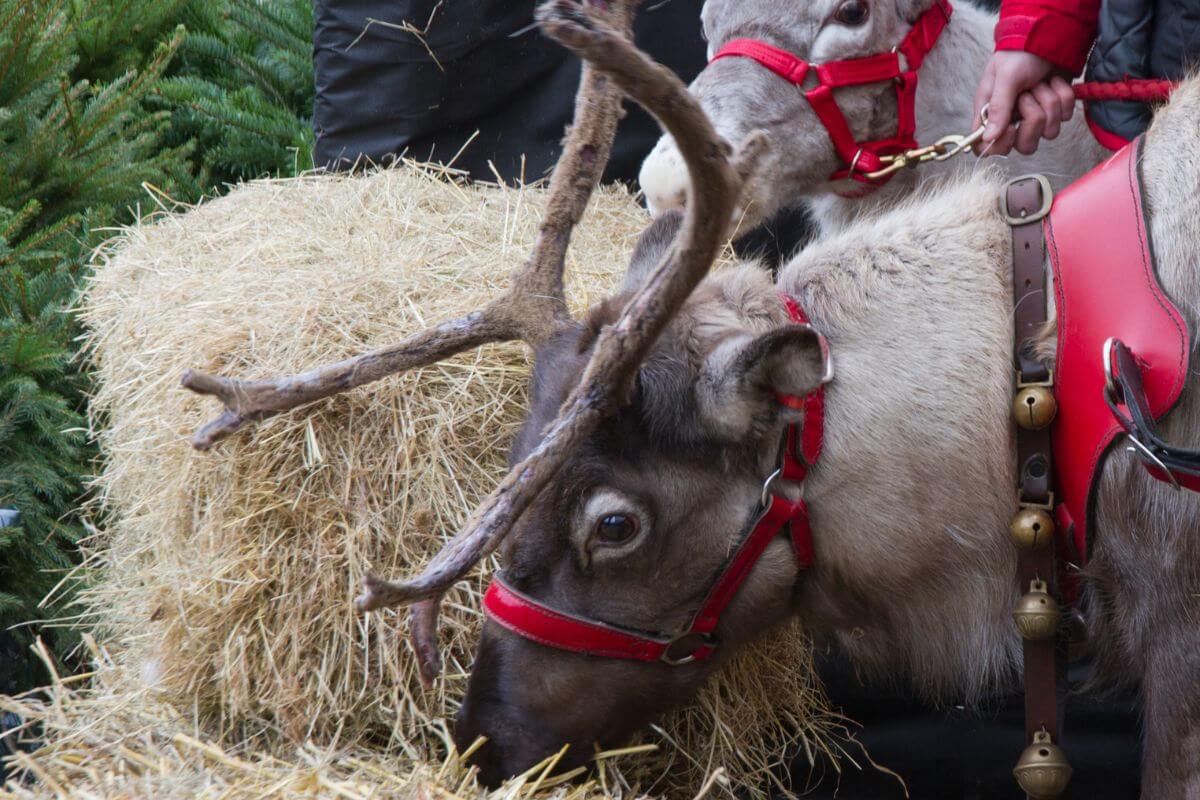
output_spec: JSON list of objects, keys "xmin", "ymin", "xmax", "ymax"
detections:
[
  {"xmin": 638, "ymin": 135, "xmax": 690, "ymax": 214},
  {"xmin": 454, "ymin": 697, "xmax": 505, "ymax": 788},
  {"xmin": 455, "ymin": 693, "xmax": 590, "ymax": 788},
  {"xmin": 459, "ymin": 736, "xmax": 509, "ymax": 789}
]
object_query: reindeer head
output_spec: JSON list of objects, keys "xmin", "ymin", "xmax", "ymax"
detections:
[
  {"xmin": 454, "ymin": 212, "xmax": 829, "ymax": 784},
  {"xmin": 640, "ymin": 0, "xmax": 946, "ymax": 226},
  {"xmin": 182, "ymin": 0, "xmax": 808, "ymax": 787}
]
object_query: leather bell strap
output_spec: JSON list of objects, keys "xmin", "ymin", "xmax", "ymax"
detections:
[
  {"xmin": 1009, "ymin": 177, "xmax": 1054, "ymax": 503},
  {"xmin": 1006, "ymin": 176, "xmax": 1063, "ymax": 750},
  {"xmin": 709, "ymin": 0, "xmax": 953, "ymax": 187},
  {"xmin": 1105, "ymin": 339, "xmax": 1200, "ymax": 491},
  {"xmin": 483, "ymin": 493, "xmax": 807, "ymax": 664}
]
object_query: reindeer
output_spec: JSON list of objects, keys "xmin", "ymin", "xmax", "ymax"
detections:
[
  {"xmin": 181, "ymin": 1, "xmax": 1200, "ymax": 796},
  {"xmin": 638, "ymin": 0, "xmax": 1108, "ymax": 233}
]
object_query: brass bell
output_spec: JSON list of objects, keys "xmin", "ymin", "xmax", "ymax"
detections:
[
  {"xmin": 1012, "ymin": 579, "xmax": 1059, "ymax": 641},
  {"xmin": 1013, "ymin": 729, "xmax": 1072, "ymax": 798},
  {"xmin": 1013, "ymin": 386, "xmax": 1057, "ymax": 430},
  {"xmin": 1009, "ymin": 506, "xmax": 1055, "ymax": 551}
]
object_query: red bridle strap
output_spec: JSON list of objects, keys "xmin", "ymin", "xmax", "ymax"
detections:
[
  {"xmin": 709, "ymin": 0, "xmax": 953, "ymax": 189},
  {"xmin": 482, "ymin": 296, "xmax": 825, "ymax": 664},
  {"xmin": 484, "ymin": 577, "xmax": 717, "ymax": 662}
]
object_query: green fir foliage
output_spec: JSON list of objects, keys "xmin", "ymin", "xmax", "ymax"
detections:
[
  {"xmin": 157, "ymin": 0, "xmax": 314, "ymax": 189},
  {"xmin": 0, "ymin": 0, "xmax": 314, "ymax": 691},
  {"xmin": 0, "ymin": 0, "xmax": 189, "ymax": 688}
]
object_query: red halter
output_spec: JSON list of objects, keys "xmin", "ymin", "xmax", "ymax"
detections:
[
  {"xmin": 708, "ymin": 0, "xmax": 953, "ymax": 191},
  {"xmin": 483, "ymin": 297, "xmax": 829, "ymax": 664}
]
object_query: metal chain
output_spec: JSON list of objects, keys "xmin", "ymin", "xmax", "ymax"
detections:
[{"xmin": 861, "ymin": 105, "xmax": 989, "ymax": 181}]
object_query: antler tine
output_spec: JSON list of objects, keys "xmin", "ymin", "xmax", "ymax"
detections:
[
  {"xmin": 410, "ymin": 598, "xmax": 443, "ymax": 687},
  {"xmin": 181, "ymin": 313, "xmax": 515, "ymax": 450},
  {"xmin": 180, "ymin": 3, "xmax": 635, "ymax": 451},
  {"xmin": 355, "ymin": 1, "xmax": 767, "ymax": 634}
]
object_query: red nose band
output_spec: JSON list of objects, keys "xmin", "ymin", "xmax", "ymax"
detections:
[
  {"xmin": 482, "ymin": 296, "xmax": 827, "ymax": 664},
  {"xmin": 484, "ymin": 575, "xmax": 716, "ymax": 663},
  {"xmin": 709, "ymin": 0, "xmax": 953, "ymax": 191}
]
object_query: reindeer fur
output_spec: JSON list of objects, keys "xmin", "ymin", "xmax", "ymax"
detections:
[
  {"xmin": 460, "ymin": 73, "xmax": 1200, "ymax": 794},
  {"xmin": 710, "ymin": 77, "xmax": 1200, "ymax": 795}
]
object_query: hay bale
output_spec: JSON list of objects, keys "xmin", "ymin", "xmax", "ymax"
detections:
[
  {"xmin": 0, "ymin": 640, "xmax": 648, "ymax": 799},
  {"xmin": 66, "ymin": 164, "xmax": 837, "ymax": 796}
]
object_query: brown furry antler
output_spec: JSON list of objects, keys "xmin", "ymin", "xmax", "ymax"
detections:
[
  {"xmin": 180, "ymin": 2, "xmax": 635, "ymax": 451},
  {"xmin": 355, "ymin": 0, "xmax": 767, "ymax": 680}
]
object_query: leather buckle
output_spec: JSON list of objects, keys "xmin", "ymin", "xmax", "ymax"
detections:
[
  {"xmin": 1000, "ymin": 174, "xmax": 1054, "ymax": 226},
  {"xmin": 661, "ymin": 632, "xmax": 714, "ymax": 665}
]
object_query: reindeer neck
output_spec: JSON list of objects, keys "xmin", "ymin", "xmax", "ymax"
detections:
[{"xmin": 776, "ymin": 169, "xmax": 1024, "ymax": 702}]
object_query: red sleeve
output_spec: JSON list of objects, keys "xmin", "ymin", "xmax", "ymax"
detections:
[{"xmin": 994, "ymin": 0, "xmax": 1101, "ymax": 75}]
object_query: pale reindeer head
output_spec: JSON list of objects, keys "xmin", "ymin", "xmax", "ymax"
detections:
[
  {"xmin": 181, "ymin": 0, "xmax": 820, "ymax": 787},
  {"xmin": 454, "ymin": 212, "xmax": 828, "ymax": 784},
  {"xmin": 639, "ymin": 0, "xmax": 943, "ymax": 226}
]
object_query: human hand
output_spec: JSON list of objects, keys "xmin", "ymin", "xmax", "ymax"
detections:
[{"xmin": 973, "ymin": 51, "xmax": 1076, "ymax": 156}]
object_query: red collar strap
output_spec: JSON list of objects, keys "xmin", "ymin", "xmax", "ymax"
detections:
[
  {"xmin": 483, "ymin": 296, "xmax": 828, "ymax": 664},
  {"xmin": 709, "ymin": 0, "xmax": 953, "ymax": 191}
]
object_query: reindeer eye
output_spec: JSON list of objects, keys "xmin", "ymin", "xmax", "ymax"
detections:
[
  {"xmin": 594, "ymin": 513, "xmax": 639, "ymax": 544},
  {"xmin": 834, "ymin": 0, "xmax": 869, "ymax": 25}
]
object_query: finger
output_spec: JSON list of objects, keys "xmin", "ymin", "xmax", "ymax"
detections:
[
  {"xmin": 984, "ymin": 68, "xmax": 1018, "ymax": 143},
  {"xmin": 988, "ymin": 123, "xmax": 1018, "ymax": 157},
  {"xmin": 1033, "ymin": 83, "xmax": 1063, "ymax": 140},
  {"xmin": 973, "ymin": 62, "xmax": 996, "ymax": 130},
  {"xmin": 1050, "ymin": 75, "xmax": 1076, "ymax": 120},
  {"xmin": 1015, "ymin": 92, "xmax": 1046, "ymax": 155}
]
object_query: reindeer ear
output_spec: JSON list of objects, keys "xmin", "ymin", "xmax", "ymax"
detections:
[
  {"xmin": 622, "ymin": 208, "xmax": 684, "ymax": 293},
  {"xmin": 698, "ymin": 325, "xmax": 829, "ymax": 439}
]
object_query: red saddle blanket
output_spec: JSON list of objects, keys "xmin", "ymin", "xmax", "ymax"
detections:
[{"xmin": 1046, "ymin": 137, "xmax": 1193, "ymax": 565}]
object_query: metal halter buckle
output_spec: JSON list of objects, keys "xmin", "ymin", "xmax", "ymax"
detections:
[
  {"xmin": 816, "ymin": 335, "xmax": 835, "ymax": 386},
  {"xmin": 847, "ymin": 147, "xmax": 867, "ymax": 180},
  {"xmin": 660, "ymin": 632, "xmax": 714, "ymax": 665},
  {"xmin": 1000, "ymin": 173, "xmax": 1054, "ymax": 226},
  {"xmin": 760, "ymin": 468, "xmax": 783, "ymax": 508},
  {"xmin": 1124, "ymin": 437, "xmax": 1182, "ymax": 492}
]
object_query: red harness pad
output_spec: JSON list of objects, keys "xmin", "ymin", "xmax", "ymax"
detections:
[{"xmin": 1047, "ymin": 138, "xmax": 1191, "ymax": 562}]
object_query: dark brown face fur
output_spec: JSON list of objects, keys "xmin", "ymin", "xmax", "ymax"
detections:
[{"xmin": 455, "ymin": 213, "xmax": 829, "ymax": 785}]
